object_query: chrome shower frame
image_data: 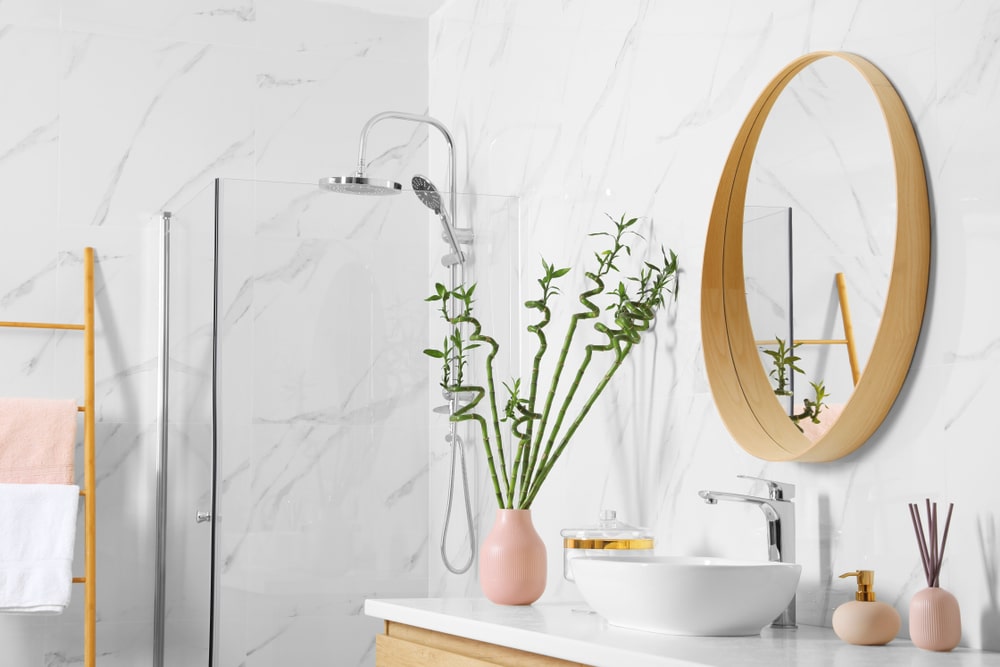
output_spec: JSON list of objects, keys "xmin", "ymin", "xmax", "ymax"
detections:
[
  {"xmin": 353, "ymin": 111, "xmax": 457, "ymax": 230},
  {"xmin": 351, "ymin": 112, "xmax": 465, "ymax": 267},
  {"xmin": 153, "ymin": 212, "xmax": 171, "ymax": 667},
  {"xmin": 346, "ymin": 111, "xmax": 476, "ymax": 574}
]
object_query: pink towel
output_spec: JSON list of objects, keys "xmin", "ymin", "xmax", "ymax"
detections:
[{"xmin": 0, "ymin": 398, "xmax": 78, "ymax": 484}]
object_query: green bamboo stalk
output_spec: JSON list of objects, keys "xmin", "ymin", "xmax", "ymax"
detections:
[
  {"xmin": 465, "ymin": 320, "xmax": 509, "ymax": 499},
  {"xmin": 521, "ymin": 218, "xmax": 637, "ymax": 505},
  {"xmin": 523, "ymin": 268, "xmax": 612, "ymax": 502},
  {"xmin": 434, "ymin": 283, "xmax": 508, "ymax": 508},
  {"xmin": 524, "ymin": 342, "xmax": 632, "ymax": 507},
  {"xmin": 514, "ymin": 278, "xmax": 563, "ymax": 507},
  {"xmin": 452, "ymin": 408, "xmax": 504, "ymax": 508},
  {"xmin": 530, "ymin": 310, "xmax": 617, "ymax": 486},
  {"xmin": 525, "ymin": 261, "xmax": 673, "ymax": 506},
  {"xmin": 505, "ymin": 402, "xmax": 532, "ymax": 508},
  {"xmin": 510, "ymin": 302, "xmax": 546, "ymax": 504},
  {"xmin": 450, "ymin": 300, "xmax": 508, "ymax": 506}
]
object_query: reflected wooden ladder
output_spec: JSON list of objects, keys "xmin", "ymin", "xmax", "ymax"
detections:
[
  {"xmin": 0, "ymin": 247, "xmax": 96, "ymax": 667},
  {"xmin": 757, "ymin": 271, "xmax": 861, "ymax": 387},
  {"xmin": 795, "ymin": 272, "xmax": 860, "ymax": 386}
]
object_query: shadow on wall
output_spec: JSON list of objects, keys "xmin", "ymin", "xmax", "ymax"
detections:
[
  {"xmin": 817, "ymin": 493, "xmax": 833, "ymax": 625},
  {"xmin": 979, "ymin": 514, "xmax": 1000, "ymax": 651}
]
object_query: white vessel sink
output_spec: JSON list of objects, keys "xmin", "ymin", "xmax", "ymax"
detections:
[{"xmin": 572, "ymin": 555, "xmax": 801, "ymax": 636}]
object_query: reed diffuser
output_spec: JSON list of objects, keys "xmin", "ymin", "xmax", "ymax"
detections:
[{"xmin": 908, "ymin": 500, "xmax": 961, "ymax": 651}]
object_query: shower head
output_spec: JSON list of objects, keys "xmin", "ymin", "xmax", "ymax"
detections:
[
  {"xmin": 411, "ymin": 174, "xmax": 465, "ymax": 267},
  {"xmin": 319, "ymin": 174, "xmax": 402, "ymax": 195},
  {"xmin": 411, "ymin": 175, "xmax": 446, "ymax": 216}
]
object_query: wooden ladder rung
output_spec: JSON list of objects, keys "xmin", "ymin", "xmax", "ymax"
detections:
[
  {"xmin": 0, "ymin": 321, "xmax": 85, "ymax": 330},
  {"xmin": 72, "ymin": 577, "xmax": 87, "ymax": 584}
]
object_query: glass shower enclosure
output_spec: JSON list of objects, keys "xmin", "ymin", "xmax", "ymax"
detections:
[{"xmin": 159, "ymin": 178, "xmax": 519, "ymax": 665}]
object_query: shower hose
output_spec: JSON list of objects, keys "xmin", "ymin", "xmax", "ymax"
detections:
[{"xmin": 440, "ymin": 428, "xmax": 476, "ymax": 574}]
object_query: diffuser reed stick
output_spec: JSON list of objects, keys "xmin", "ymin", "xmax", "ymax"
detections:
[{"xmin": 909, "ymin": 500, "xmax": 954, "ymax": 588}]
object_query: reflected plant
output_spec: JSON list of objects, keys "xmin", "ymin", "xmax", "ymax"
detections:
[
  {"xmin": 424, "ymin": 214, "xmax": 679, "ymax": 509},
  {"xmin": 762, "ymin": 337, "xmax": 802, "ymax": 396},
  {"xmin": 762, "ymin": 337, "xmax": 829, "ymax": 430},
  {"xmin": 793, "ymin": 381, "xmax": 828, "ymax": 429}
]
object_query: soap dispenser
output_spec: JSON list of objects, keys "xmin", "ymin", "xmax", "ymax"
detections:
[{"xmin": 832, "ymin": 570, "xmax": 901, "ymax": 645}]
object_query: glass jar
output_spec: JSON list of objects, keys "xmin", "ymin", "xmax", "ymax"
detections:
[{"xmin": 560, "ymin": 510, "xmax": 654, "ymax": 581}]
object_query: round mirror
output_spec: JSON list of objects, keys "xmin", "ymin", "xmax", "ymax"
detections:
[{"xmin": 702, "ymin": 52, "xmax": 930, "ymax": 462}]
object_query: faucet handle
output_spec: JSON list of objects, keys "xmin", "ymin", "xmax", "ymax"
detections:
[{"xmin": 737, "ymin": 475, "xmax": 796, "ymax": 500}]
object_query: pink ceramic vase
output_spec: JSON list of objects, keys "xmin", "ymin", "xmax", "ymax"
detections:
[
  {"xmin": 479, "ymin": 509, "xmax": 547, "ymax": 605},
  {"xmin": 909, "ymin": 587, "xmax": 961, "ymax": 651}
]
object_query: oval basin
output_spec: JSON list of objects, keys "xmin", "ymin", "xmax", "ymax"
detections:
[{"xmin": 572, "ymin": 555, "xmax": 802, "ymax": 636}]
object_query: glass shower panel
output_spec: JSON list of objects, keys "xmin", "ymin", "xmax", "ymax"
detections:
[
  {"xmin": 162, "ymin": 184, "xmax": 216, "ymax": 667},
  {"xmin": 742, "ymin": 206, "xmax": 794, "ymax": 412},
  {"xmin": 210, "ymin": 178, "xmax": 518, "ymax": 665}
]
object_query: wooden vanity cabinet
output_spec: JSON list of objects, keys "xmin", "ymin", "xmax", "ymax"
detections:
[{"xmin": 376, "ymin": 621, "xmax": 589, "ymax": 667}]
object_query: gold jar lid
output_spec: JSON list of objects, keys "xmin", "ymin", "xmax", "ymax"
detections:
[
  {"xmin": 560, "ymin": 510, "xmax": 654, "ymax": 550},
  {"xmin": 563, "ymin": 537, "xmax": 655, "ymax": 550}
]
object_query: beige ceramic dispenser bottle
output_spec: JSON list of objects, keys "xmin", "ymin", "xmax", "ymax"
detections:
[{"xmin": 832, "ymin": 570, "xmax": 901, "ymax": 645}]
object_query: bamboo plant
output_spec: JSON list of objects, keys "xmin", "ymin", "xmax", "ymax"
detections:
[
  {"xmin": 762, "ymin": 336, "xmax": 829, "ymax": 429},
  {"xmin": 424, "ymin": 214, "xmax": 679, "ymax": 509}
]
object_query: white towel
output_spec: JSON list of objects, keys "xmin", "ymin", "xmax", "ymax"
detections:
[{"xmin": 0, "ymin": 483, "xmax": 79, "ymax": 614}]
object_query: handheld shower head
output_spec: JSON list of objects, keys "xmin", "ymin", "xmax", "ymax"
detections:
[
  {"xmin": 411, "ymin": 174, "xmax": 446, "ymax": 216},
  {"xmin": 319, "ymin": 174, "xmax": 402, "ymax": 195},
  {"xmin": 411, "ymin": 174, "xmax": 464, "ymax": 267}
]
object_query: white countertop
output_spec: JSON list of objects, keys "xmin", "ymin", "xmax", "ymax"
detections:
[{"xmin": 365, "ymin": 597, "xmax": 1000, "ymax": 666}]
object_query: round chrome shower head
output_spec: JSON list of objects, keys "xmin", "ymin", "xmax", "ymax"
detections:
[
  {"xmin": 411, "ymin": 174, "xmax": 444, "ymax": 214},
  {"xmin": 319, "ymin": 175, "xmax": 402, "ymax": 195}
]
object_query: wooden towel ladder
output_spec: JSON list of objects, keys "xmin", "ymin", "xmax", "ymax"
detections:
[{"xmin": 0, "ymin": 247, "xmax": 96, "ymax": 667}]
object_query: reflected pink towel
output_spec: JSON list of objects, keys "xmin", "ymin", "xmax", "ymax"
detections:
[
  {"xmin": 799, "ymin": 403, "xmax": 846, "ymax": 443},
  {"xmin": 0, "ymin": 398, "xmax": 78, "ymax": 484}
]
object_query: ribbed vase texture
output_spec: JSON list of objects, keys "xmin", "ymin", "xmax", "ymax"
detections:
[
  {"xmin": 479, "ymin": 509, "xmax": 547, "ymax": 605},
  {"xmin": 909, "ymin": 587, "xmax": 961, "ymax": 651}
]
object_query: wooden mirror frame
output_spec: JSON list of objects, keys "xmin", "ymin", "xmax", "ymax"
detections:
[{"xmin": 701, "ymin": 51, "xmax": 930, "ymax": 462}]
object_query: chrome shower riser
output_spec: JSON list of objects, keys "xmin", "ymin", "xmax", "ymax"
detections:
[{"xmin": 320, "ymin": 111, "xmax": 476, "ymax": 575}]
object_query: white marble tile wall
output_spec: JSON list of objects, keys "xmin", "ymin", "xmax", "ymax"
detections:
[
  {"xmin": 429, "ymin": 0, "xmax": 1000, "ymax": 651},
  {"xmin": 5, "ymin": 0, "xmax": 1000, "ymax": 662},
  {"xmin": 0, "ymin": 2, "xmax": 431, "ymax": 665}
]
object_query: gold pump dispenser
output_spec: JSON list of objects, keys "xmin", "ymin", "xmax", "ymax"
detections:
[
  {"xmin": 841, "ymin": 569, "xmax": 876, "ymax": 601},
  {"xmin": 832, "ymin": 569, "xmax": 900, "ymax": 645}
]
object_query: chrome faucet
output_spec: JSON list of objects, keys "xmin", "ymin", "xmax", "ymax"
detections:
[{"xmin": 698, "ymin": 475, "xmax": 797, "ymax": 628}]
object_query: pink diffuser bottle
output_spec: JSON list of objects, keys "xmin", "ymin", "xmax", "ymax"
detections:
[{"xmin": 908, "ymin": 501, "xmax": 961, "ymax": 651}]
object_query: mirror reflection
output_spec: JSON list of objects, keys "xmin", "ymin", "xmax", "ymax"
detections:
[{"xmin": 741, "ymin": 58, "xmax": 896, "ymax": 440}]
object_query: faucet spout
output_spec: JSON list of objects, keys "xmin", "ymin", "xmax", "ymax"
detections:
[
  {"xmin": 698, "ymin": 477, "xmax": 797, "ymax": 628},
  {"xmin": 699, "ymin": 491, "xmax": 779, "ymax": 518}
]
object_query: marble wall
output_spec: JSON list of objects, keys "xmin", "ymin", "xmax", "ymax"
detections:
[
  {"xmin": 0, "ymin": 2, "xmax": 432, "ymax": 665},
  {"xmin": 3, "ymin": 0, "xmax": 999, "ymax": 662},
  {"xmin": 428, "ymin": 0, "xmax": 1000, "ymax": 651}
]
